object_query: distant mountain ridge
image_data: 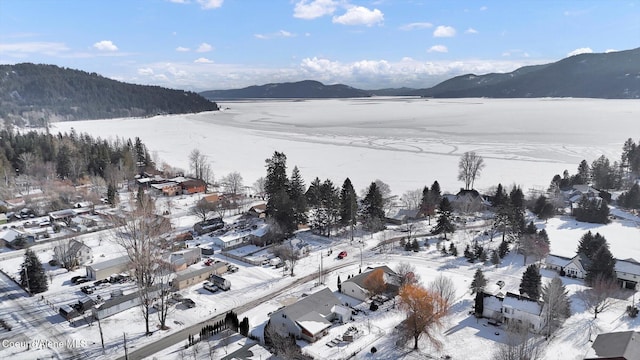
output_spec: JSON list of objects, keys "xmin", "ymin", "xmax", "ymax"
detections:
[
  {"xmin": 199, "ymin": 80, "xmax": 371, "ymax": 99},
  {"xmin": 200, "ymin": 48, "xmax": 640, "ymax": 99},
  {"xmin": 0, "ymin": 63, "xmax": 218, "ymax": 125}
]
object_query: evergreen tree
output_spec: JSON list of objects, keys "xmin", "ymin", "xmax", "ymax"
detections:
[
  {"xmin": 411, "ymin": 238, "xmax": 420, "ymax": 251},
  {"xmin": 619, "ymin": 183, "xmax": 640, "ymax": 209},
  {"xmin": 432, "ymin": 198, "xmax": 455, "ymax": 239},
  {"xmin": 498, "ymin": 241, "xmax": 509, "ymax": 259},
  {"xmin": 288, "ymin": 166, "xmax": 308, "ymax": 225},
  {"xmin": 430, "ymin": 181, "xmax": 442, "ymax": 206},
  {"xmin": 474, "ymin": 291, "xmax": 485, "ymax": 317},
  {"xmin": 509, "ymin": 186, "xmax": 525, "ymax": 213},
  {"xmin": 519, "ymin": 264, "xmax": 542, "ymax": 300},
  {"xmin": 265, "ymin": 152, "xmax": 296, "ymax": 237},
  {"xmin": 339, "ymin": 178, "xmax": 358, "ymax": 226},
  {"xmin": 492, "ymin": 183, "xmax": 507, "ymax": 207},
  {"xmin": 337, "ymin": 275, "xmax": 342, "ymax": 292},
  {"xmin": 419, "ymin": 186, "xmax": 436, "ymax": 223},
  {"xmin": 525, "ymin": 221, "xmax": 537, "ymax": 235},
  {"xmin": 585, "ymin": 246, "xmax": 617, "ymax": 285},
  {"xmin": 449, "ymin": 242, "xmax": 458, "ymax": 256},
  {"xmin": 463, "ymin": 244, "xmax": 474, "ymax": 262},
  {"xmin": 577, "ymin": 231, "xmax": 608, "ymax": 259},
  {"xmin": 56, "ymin": 143, "xmax": 71, "ymax": 179},
  {"xmin": 20, "ymin": 249, "xmax": 48, "ymax": 294},
  {"xmin": 306, "ymin": 177, "xmax": 322, "ymax": 208},
  {"xmin": 490, "ymin": 250, "xmax": 500, "ymax": 265},
  {"xmin": 576, "ymin": 160, "xmax": 591, "ymax": 185},
  {"xmin": 107, "ymin": 183, "xmax": 117, "ymax": 206},
  {"xmin": 575, "ymin": 198, "xmax": 610, "ymax": 224},
  {"xmin": 470, "ymin": 269, "xmax": 487, "ymax": 295},
  {"xmin": 362, "ymin": 182, "xmax": 385, "ymax": 231}
]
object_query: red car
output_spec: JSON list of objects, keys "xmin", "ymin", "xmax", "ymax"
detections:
[
  {"xmin": 204, "ymin": 258, "xmax": 214, "ymax": 266},
  {"xmin": 338, "ymin": 251, "xmax": 347, "ymax": 259}
]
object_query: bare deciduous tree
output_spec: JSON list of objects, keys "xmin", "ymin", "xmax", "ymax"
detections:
[
  {"xmin": 542, "ymin": 276, "xmax": 571, "ymax": 337},
  {"xmin": 578, "ymin": 274, "xmax": 620, "ymax": 319},
  {"xmin": 189, "ymin": 149, "xmax": 213, "ymax": 185},
  {"xmin": 395, "ymin": 262, "xmax": 420, "ymax": 287},
  {"xmin": 272, "ymin": 241, "xmax": 300, "ymax": 276},
  {"xmin": 398, "ymin": 283, "xmax": 447, "ymax": 350},
  {"xmin": 253, "ymin": 177, "xmax": 266, "ymax": 200},
  {"xmin": 190, "ymin": 198, "xmax": 217, "ymax": 222},
  {"xmin": 494, "ymin": 321, "xmax": 543, "ymax": 360},
  {"xmin": 221, "ymin": 172, "xmax": 243, "ymax": 199},
  {"xmin": 519, "ymin": 233, "xmax": 550, "ymax": 266},
  {"xmin": 110, "ymin": 194, "xmax": 172, "ymax": 334},
  {"xmin": 428, "ymin": 275, "xmax": 457, "ymax": 315},
  {"xmin": 401, "ymin": 188, "xmax": 423, "ymax": 210},
  {"xmin": 458, "ymin": 151, "xmax": 485, "ymax": 190},
  {"xmin": 363, "ymin": 268, "xmax": 387, "ymax": 297},
  {"xmin": 53, "ymin": 240, "xmax": 79, "ymax": 271}
]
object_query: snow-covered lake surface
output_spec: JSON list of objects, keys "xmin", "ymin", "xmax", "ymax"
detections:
[{"xmin": 52, "ymin": 97, "xmax": 640, "ymax": 195}]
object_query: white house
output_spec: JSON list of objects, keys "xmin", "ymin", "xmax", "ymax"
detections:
[
  {"xmin": 340, "ymin": 266, "xmax": 400, "ymax": 302},
  {"xmin": 53, "ymin": 239, "xmax": 93, "ymax": 267},
  {"xmin": 544, "ymin": 253, "xmax": 590, "ymax": 279},
  {"xmin": 168, "ymin": 247, "xmax": 202, "ymax": 271},
  {"xmin": 86, "ymin": 255, "xmax": 131, "ymax": 280},
  {"xmin": 481, "ymin": 292, "xmax": 504, "ymax": 321},
  {"xmin": 501, "ymin": 292, "xmax": 546, "ymax": 333},
  {"xmin": 615, "ymin": 259, "xmax": 640, "ymax": 291},
  {"xmin": 93, "ymin": 287, "xmax": 161, "ymax": 319},
  {"xmin": 269, "ymin": 287, "xmax": 348, "ymax": 342}
]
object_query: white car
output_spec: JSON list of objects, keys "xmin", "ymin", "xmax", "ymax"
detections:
[{"xmin": 203, "ymin": 281, "xmax": 219, "ymax": 293}]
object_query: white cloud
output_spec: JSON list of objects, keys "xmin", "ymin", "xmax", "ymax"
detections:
[
  {"xmin": 176, "ymin": 46, "xmax": 190, "ymax": 52},
  {"xmin": 400, "ymin": 22, "xmax": 433, "ymax": 31},
  {"xmin": 196, "ymin": 0, "xmax": 223, "ymax": 9},
  {"xmin": 137, "ymin": 68, "xmax": 154, "ymax": 76},
  {"xmin": 194, "ymin": 57, "xmax": 213, "ymax": 63},
  {"xmin": 332, "ymin": 6, "xmax": 384, "ymax": 26},
  {"xmin": 196, "ymin": 43, "xmax": 213, "ymax": 52},
  {"xmin": 293, "ymin": 0, "xmax": 337, "ymax": 19},
  {"xmin": 465, "ymin": 28, "xmax": 478, "ymax": 34},
  {"xmin": 428, "ymin": 45, "xmax": 448, "ymax": 53},
  {"xmin": 168, "ymin": 0, "xmax": 189, "ymax": 3},
  {"xmin": 480, "ymin": 6, "xmax": 488, "ymax": 11},
  {"xmin": 0, "ymin": 41, "xmax": 69, "ymax": 56},
  {"xmin": 255, "ymin": 30, "xmax": 296, "ymax": 40},
  {"xmin": 433, "ymin": 26, "xmax": 456, "ymax": 37},
  {"xmin": 567, "ymin": 47, "xmax": 593, "ymax": 57},
  {"xmin": 93, "ymin": 40, "xmax": 118, "ymax": 52}
]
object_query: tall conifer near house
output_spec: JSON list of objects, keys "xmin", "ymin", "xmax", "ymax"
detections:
[
  {"xmin": 339, "ymin": 178, "xmax": 358, "ymax": 227},
  {"xmin": 432, "ymin": 198, "xmax": 455, "ymax": 239},
  {"xmin": 265, "ymin": 151, "xmax": 296, "ymax": 236},
  {"xmin": 585, "ymin": 246, "xmax": 617, "ymax": 285},
  {"xmin": 20, "ymin": 249, "xmax": 48, "ymax": 294},
  {"xmin": 519, "ymin": 264, "xmax": 542, "ymax": 300},
  {"xmin": 470, "ymin": 269, "xmax": 487, "ymax": 295},
  {"xmin": 361, "ymin": 182, "xmax": 385, "ymax": 231},
  {"xmin": 288, "ymin": 166, "xmax": 308, "ymax": 225}
]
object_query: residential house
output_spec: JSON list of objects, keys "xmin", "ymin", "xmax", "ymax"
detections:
[
  {"xmin": 194, "ymin": 217, "xmax": 224, "ymax": 235},
  {"xmin": 385, "ymin": 208, "xmax": 419, "ymax": 225},
  {"xmin": 615, "ymin": 259, "xmax": 640, "ymax": 291},
  {"xmin": 340, "ymin": 266, "xmax": 400, "ymax": 302},
  {"xmin": 168, "ymin": 247, "xmax": 202, "ymax": 271},
  {"xmin": 481, "ymin": 292, "xmax": 504, "ymax": 321},
  {"xmin": 284, "ymin": 237, "xmax": 311, "ymax": 258},
  {"xmin": 86, "ymin": 255, "xmax": 131, "ymax": 281},
  {"xmin": 93, "ymin": 287, "xmax": 161, "ymax": 320},
  {"xmin": 269, "ymin": 287, "xmax": 349, "ymax": 342},
  {"xmin": 53, "ymin": 239, "xmax": 93, "ymax": 267},
  {"xmin": 584, "ymin": 331, "xmax": 640, "ymax": 360},
  {"xmin": 452, "ymin": 189, "xmax": 488, "ymax": 213},
  {"xmin": 171, "ymin": 262, "xmax": 227, "ymax": 291},
  {"xmin": 151, "ymin": 182, "xmax": 181, "ymax": 196},
  {"xmin": 180, "ymin": 179, "xmax": 207, "ymax": 194},
  {"xmin": 544, "ymin": 253, "xmax": 590, "ymax": 279},
  {"xmin": 247, "ymin": 203, "xmax": 267, "ymax": 218},
  {"xmin": 0, "ymin": 228, "xmax": 31, "ymax": 247},
  {"xmin": 567, "ymin": 185, "xmax": 601, "ymax": 215},
  {"xmin": 501, "ymin": 292, "xmax": 546, "ymax": 333},
  {"xmin": 48, "ymin": 209, "xmax": 76, "ymax": 224},
  {"xmin": 211, "ymin": 231, "xmax": 251, "ymax": 250}
]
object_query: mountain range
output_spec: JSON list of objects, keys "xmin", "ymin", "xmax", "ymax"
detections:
[{"xmin": 200, "ymin": 48, "xmax": 640, "ymax": 100}]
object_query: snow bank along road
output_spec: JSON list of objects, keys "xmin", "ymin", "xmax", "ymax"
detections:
[{"xmin": 115, "ymin": 259, "xmax": 358, "ymax": 360}]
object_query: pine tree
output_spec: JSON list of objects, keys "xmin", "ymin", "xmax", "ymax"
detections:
[
  {"xmin": 337, "ymin": 275, "xmax": 342, "ymax": 292},
  {"xmin": 430, "ymin": 181, "xmax": 442, "ymax": 205},
  {"xmin": 362, "ymin": 182, "xmax": 385, "ymax": 231},
  {"xmin": 490, "ymin": 250, "xmax": 500, "ymax": 265},
  {"xmin": 265, "ymin": 151, "xmax": 296, "ymax": 236},
  {"xmin": 519, "ymin": 264, "xmax": 542, "ymax": 300},
  {"xmin": 577, "ymin": 231, "xmax": 608, "ymax": 260},
  {"xmin": 411, "ymin": 238, "xmax": 420, "ymax": 251},
  {"xmin": 20, "ymin": 249, "xmax": 48, "ymax": 294},
  {"xmin": 492, "ymin": 183, "xmax": 507, "ymax": 207},
  {"xmin": 339, "ymin": 178, "xmax": 358, "ymax": 227},
  {"xmin": 288, "ymin": 166, "xmax": 308, "ymax": 225},
  {"xmin": 470, "ymin": 269, "xmax": 487, "ymax": 294},
  {"xmin": 449, "ymin": 242, "xmax": 458, "ymax": 256},
  {"xmin": 432, "ymin": 198, "xmax": 455, "ymax": 239},
  {"xmin": 585, "ymin": 246, "xmax": 617, "ymax": 285},
  {"xmin": 474, "ymin": 291, "xmax": 484, "ymax": 317},
  {"xmin": 107, "ymin": 183, "xmax": 117, "ymax": 206}
]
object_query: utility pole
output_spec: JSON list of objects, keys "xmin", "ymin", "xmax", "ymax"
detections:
[
  {"xmin": 98, "ymin": 316, "xmax": 105, "ymax": 350},
  {"xmin": 124, "ymin": 332, "xmax": 128, "ymax": 360}
]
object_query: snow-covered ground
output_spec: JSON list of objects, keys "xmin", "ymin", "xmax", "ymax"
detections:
[
  {"xmin": 2, "ymin": 98, "xmax": 640, "ymax": 359},
  {"xmin": 51, "ymin": 98, "xmax": 640, "ymax": 195}
]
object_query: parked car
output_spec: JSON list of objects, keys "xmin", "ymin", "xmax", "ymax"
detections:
[
  {"xmin": 496, "ymin": 280, "xmax": 505, "ymax": 288},
  {"xmin": 275, "ymin": 261, "xmax": 285, "ymax": 269},
  {"xmin": 172, "ymin": 293, "xmax": 184, "ymax": 302},
  {"xmin": 203, "ymin": 281, "xmax": 219, "ymax": 293},
  {"xmin": 81, "ymin": 286, "xmax": 94, "ymax": 294},
  {"xmin": 228, "ymin": 265, "xmax": 239, "ymax": 273},
  {"xmin": 94, "ymin": 279, "xmax": 109, "ymax": 286},
  {"xmin": 182, "ymin": 298, "xmax": 196, "ymax": 308},
  {"xmin": 73, "ymin": 277, "xmax": 91, "ymax": 285},
  {"xmin": 338, "ymin": 251, "xmax": 348, "ymax": 259}
]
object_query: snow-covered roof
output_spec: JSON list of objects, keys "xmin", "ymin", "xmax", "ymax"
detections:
[
  {"xmin": 87, "ymin": 255, "xmax": 130, "ymax": 271},
  {"xmin": 545, "ymin": 254, "xmax": 571, "ymax": 268},
  {"xmin": 151, "ymin": 182, "xmax": 178, "ymax": 190},
  {"xmin": 503, "ymin": 292, "xmax": 542, "ymax": 315},
  {"xmin": 344, "ymin": 265, "xmax": 398, "ymax": 289},
  {"xmin": 482, "ymin": 293, "xmax": 503, "ymax": 312},
  {"xmin": 586, "ymin": 331, "xmax": 640, "ymax": 360},
  {"xmin": 615, "ymin": 258, "xmax": 640, "ymax": 276},
  {"xmin": 295, "ymin": 311, "xmax": 332, "ymax": 336},
  {"xmin": 271, "ymin": 287, "xmax": 341, "ymax": 323}
]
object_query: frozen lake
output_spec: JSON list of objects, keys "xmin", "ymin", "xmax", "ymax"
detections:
[{"xmin": 53, "ymin": 97, "xmax": 640, "ymax": 195}]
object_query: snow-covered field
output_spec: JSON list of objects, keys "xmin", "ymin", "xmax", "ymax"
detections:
[{"xmin": 52, "ymin": 97, "xmax": 640, "ymax": 195}]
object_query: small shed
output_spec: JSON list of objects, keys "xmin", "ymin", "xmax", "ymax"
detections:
[
  {"xmin": 171, "ymin": 263, "xmax": 227, "ymax": 291},
  {"xmin": 86, "ymin": 255, "xmax": 131, "ymax": 280}
]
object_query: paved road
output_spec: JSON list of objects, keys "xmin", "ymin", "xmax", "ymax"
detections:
[
  {"xmin": 116, "ymin": 260, "xmax": 358, "ymax": 360},
  {"xmin": 0, "ymin": 272, "xmax": 85, "ymax": 360}
]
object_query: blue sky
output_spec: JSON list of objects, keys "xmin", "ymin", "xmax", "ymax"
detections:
[{"xmin": 1, "ymin": 0, "xmax": 639, "ymax": 91}]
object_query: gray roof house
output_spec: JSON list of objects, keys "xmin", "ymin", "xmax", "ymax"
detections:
[
  {"xmin": 269, "ymin": 287, "xmax": 348, "ymax": 343},
  {"xmin": 92, "ymin": 286, "xmax": 161, "ymax": 320},
  {"xmin": 340, "ymin": 265, "xmax": 400, "ymax": 302},
  {"xmin": 585, "ymin": 331, "xmax": 640, "ymax": 360},
  {"xmin": 54, "ymin": 239, "xmax": 93, "ymax": 268}
]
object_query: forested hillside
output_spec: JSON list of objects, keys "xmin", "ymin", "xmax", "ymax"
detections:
[{"xmin": 0, "ymin": 63, "xmax": 219, "ymax": 126}]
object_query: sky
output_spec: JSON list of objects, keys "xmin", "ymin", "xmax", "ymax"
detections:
[{"xmin": 1, "ymin": 0, "xmax": 639, "ymax": 91}]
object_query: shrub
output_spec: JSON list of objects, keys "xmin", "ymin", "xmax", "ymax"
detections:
[
  {"xmin": 371, "ymin": 346, "xmax": 377, "ymax": 353},
  {"xmin": 369, "ymin": 302, "xmax": 378, "ymax": 311},
  {"xmin": 627, "ymin": 305, "xmax": 638, "ymax": 318}
]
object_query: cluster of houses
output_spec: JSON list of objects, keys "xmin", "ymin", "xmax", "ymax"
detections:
[{"xmin": 136, "ymin": 174, "xmax": 206, "ymax": 196}]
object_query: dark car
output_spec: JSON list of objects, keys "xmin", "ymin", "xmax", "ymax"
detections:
[
  {"xmin": 81, "ymin": 286, "xmax": 94, "ymax": 294},
  {"xmin": 182, "ymin": 298, "xmax": 196, "ymax": 308},
  {"xmin": 73, "ymin": 277, "xmax": 90, "ymax": 285}
]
